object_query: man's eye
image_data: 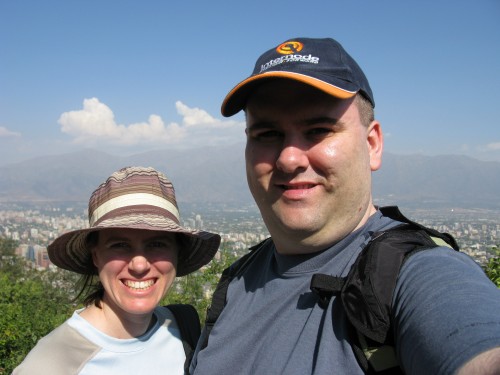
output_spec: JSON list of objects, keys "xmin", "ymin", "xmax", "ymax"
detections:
[
  {"xmin": 251, "ymin": 130, "xmax": 282, "ymax": 141},
  {"xmin": 307, "ymin": 127, "xmax": 332, "ymax": 136}
]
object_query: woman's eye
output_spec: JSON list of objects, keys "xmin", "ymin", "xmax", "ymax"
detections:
[
  {"xmin": 109, "ymin": 242, "xmax": 129, "ymax": 249},
  {"xmin": 148, "ymin": 241, "xmax": 167, "ymax": 248}
]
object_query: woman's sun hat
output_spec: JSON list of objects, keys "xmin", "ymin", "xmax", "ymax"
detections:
[{"xmin": 48, "ymin": 166, "xmax": 221, "ymax": 276}]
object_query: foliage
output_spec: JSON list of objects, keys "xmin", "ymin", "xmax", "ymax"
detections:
[
  {"xmin": 0, "ymin": 236, "xmax": 240, "ymax": 373},
  {"xmin": 0, "ymin": 237, "xmax": 17, "ymax": 256},
  {"xmin": 485, "ymin": 246, "xmax": 500, "ymax": 288},
  {"xmin": 0, "ymin": 238, "xmax": 76, "ymax": 374},
  {"xmin": 162, "ymin": 243, "xmax": 239, "ymax": 321},
  {"xmin": 3, "ymin": 230, "xmax": 499, "ymax": 374}
]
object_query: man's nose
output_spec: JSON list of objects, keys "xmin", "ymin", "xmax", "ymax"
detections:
[{"xmin": 275, "ymin": 141, "xmax": 309, "ymax": 173}]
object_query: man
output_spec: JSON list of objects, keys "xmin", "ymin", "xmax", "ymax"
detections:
[{"xmin": 191, "ymin": 37, "xmax": 500, "ymax": 374}]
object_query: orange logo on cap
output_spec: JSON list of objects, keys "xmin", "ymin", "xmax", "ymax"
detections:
[{"xmin": 276, "ymin": 41, "xmax": 304, "ymax": 55}]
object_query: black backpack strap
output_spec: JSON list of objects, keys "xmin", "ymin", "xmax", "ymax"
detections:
[
  {"xmin": 165, "ymin": 303, "xmax": 201, "ymax": 374},
  {"xmin": 342, "ymin": 225, "xmax": 439, "ymax": 343},
  {"xmin": 379, "ymin": 206, "xmax": 459, "ymax": 251},
  {"xmin": 200, "ymin": 238, "xmax": 272, "ymax": 351},
  {"xmin": 310, "ymin": 206, "xmax": 460, "ymax": 373},
  {"xmin": 310, "ymin": 273, "xmax": 345, "ymax": 308}
]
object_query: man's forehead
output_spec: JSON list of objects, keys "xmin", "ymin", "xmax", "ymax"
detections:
[
  {"xmin": 245, "ymin": 107, "xmax": 356, "ymax": 134},
  {"xmin": 246, "ymin": 79, "xmax": 350, "ymax": 109},
  {"xmin": 246, "ymin": 82, "xmax": 355, "ymax": 123}
]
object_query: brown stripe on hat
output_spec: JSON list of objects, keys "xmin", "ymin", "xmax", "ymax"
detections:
[{"xmin": 89, "ymin": 167, "xmax": 178, "ymax": 219}]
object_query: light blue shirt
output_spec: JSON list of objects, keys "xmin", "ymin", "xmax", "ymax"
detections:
[{"xmin": 14, "ymin": 306, "xmax": 185, "ymax": 375}]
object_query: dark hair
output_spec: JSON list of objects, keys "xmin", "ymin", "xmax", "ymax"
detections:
[
  {"xmin": 74, "ymin": 231, "xmax": 104, "ymax": 308},
  {"xmin": 355, "ymin": 93, "xmax": 375, "ymax": 127}
]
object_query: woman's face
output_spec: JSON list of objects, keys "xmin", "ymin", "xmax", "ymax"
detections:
[{"xmin": 91, "ymin": 228, "xmax": 178, "ymax": 319}]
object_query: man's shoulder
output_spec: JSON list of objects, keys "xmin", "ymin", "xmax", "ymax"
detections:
[
  {"xmin": 364, "ymin": 207, "xmax": 403, "ymax": 233},
  {"xmin": 400, "ymin": 244, "xmax": 482, "ymax": 277}
]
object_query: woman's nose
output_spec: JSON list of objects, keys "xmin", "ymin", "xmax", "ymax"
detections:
[{"xmin": 129, "ymin": 254, "xmax": 150, "ymax": 274}]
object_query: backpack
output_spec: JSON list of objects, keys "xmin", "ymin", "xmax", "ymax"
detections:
[
  {"xmin": 201, "ymin": 206, "xmax": 459, "ymax": 374},
  {"xmin": 165, "ymin": 304, "xmax": 201, "ymax": 374}
]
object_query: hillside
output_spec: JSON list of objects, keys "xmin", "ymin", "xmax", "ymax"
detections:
[{"xmin": 1, "ymin": 145, "xmax": 499, "ymax": 209}]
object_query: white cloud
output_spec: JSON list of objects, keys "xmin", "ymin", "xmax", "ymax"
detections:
[
  {"xmin": 175, "ymin": 101, "xmax": 237, "ymax": 129},
  {"xmin": 0, "ymin": 126, "xmax": 21, "ymax": 137},
  {"xmin": 176, "ymin": 101, "xmax": 218, "ymax": 127},
  {"xmin": 459, "ymin": 144, "xmax": 470, "ymax": 152},
  {"xmin": 486, "ymin": 142, "xmax": 500, "ymax": 151},
  {"xmin": 58, "ymin": 98, "xmax": 244, "ymax": 147}
]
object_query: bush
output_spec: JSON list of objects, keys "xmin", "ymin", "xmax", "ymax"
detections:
[
  {"xmin": 0, "ymin": 238, "xmax": 75, "ymax": 374},
  {"xmin": 485, "ymin": 246, "xmax": 500, "ymax": 288}
]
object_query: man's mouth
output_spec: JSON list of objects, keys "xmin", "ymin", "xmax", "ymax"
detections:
[{"xmin": 281, "ymin": 183, "xmax": 316, "ymax": 190}]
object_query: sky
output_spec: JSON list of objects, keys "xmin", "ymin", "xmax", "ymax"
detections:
[{"xmin": 1, "ymin": 0, "xmax": 499, "ymax": 166}]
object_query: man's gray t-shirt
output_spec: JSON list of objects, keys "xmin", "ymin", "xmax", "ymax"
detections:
[{"xmin": 192, "ymin": 211, "xmax": 500, "ymax": 374}]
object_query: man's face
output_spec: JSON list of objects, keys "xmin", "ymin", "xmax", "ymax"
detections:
[{"xmin": 245, "ymin": 80, "xmax": 382, "ymax": 254}]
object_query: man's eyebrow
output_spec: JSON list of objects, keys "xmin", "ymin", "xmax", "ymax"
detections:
[
  {"xmin": 302, "ymin": 116, "xmax": 341, "ymax": 126},
  {"xmin": 246, "ymin": 121, "xmax": 276, "ymax": 130},
  {"xmin": 247, "ymin": 117, "xmax": 342, "ymax": 130}
]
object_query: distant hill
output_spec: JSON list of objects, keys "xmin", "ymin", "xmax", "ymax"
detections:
[
  {"xmin": 0, "ymin": 145, "xmax": 499, "ymax": 209},
  {"xmin": 0, "ymin": 144, "xmax": 251, "ymax": 205},
  {"xmin": 373, "ymin": 153, "xmax": 500, "ymax": 209}
]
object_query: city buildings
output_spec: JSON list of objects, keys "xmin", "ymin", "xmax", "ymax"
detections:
[{"xmin": 0, "ymin": 203, "xmax": 498, "ymax": 270}]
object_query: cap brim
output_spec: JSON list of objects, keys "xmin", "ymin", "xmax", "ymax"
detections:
[{"xmin": 221, "ymin": 71, "xmax": 357, "ymax": 117}]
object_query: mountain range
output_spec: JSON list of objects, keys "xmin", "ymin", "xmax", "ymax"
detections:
[{"xmin": 0, "ymin": 144, "xmax": 499, "ymax": 209}]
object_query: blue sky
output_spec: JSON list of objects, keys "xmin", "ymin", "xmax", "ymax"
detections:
[{"xmin": 1, "ymin": 0, "xmax": 499, "ymax": 165}]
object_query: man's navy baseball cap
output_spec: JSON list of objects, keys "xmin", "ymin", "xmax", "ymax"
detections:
[{"xmin": 221, "ymin": 37, "xmax": 374, "ymax": 117}]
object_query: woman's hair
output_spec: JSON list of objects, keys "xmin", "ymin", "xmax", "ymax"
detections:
[{"xmin": 74, "ymin": 231, "xmax": 104, "ymax": 308}]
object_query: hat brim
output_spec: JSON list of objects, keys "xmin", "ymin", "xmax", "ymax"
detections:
[
  {"xmin": 48, "ymin": 214, "xmax": 220, "ymax": 277},
  {"xmin": 221, "ymin": 71, "xmax": 358, "ymax": 117}
]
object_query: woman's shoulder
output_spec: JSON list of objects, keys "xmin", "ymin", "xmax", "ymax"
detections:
[{"xmin": 13, "ymin": 316, "xmax": 100, "ymax": 375}]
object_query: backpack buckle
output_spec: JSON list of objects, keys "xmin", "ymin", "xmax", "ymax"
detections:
[{"xmin": 310, "ymin": 273, "xmax": 345, "ymax": 309}]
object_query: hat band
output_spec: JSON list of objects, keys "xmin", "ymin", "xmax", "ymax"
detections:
[{"xmin": 90, "ymin": 193, "xmax": 180, "ymax": 226}]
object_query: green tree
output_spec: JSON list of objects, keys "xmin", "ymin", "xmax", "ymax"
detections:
[
  {"xmin": 0, "ymin": 235, "xmax": 240, "ymax": 373},
  {"xmin": 162, "ymin": 244, "xmax": 239, "ymax": 321},
  {"xmin": 485, "ymin": 246, "xmax": 500, "ymax": 288},
  {"xmin": 0, "ymin": 237, "xmax": 17, "ymax": 256},
  {"xmin": 0, "ymin": 238, "xmax": 75, "ymax": 374}
]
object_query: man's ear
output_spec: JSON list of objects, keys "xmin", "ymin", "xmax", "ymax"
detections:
[{"xmin": 367, "ymin": 120, "xmax": 383, "ymax": 171}]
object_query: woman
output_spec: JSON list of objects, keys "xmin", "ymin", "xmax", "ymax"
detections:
[{"xmin": 14, "ymin": 166, "xmax": 220, "ymax": 374}]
